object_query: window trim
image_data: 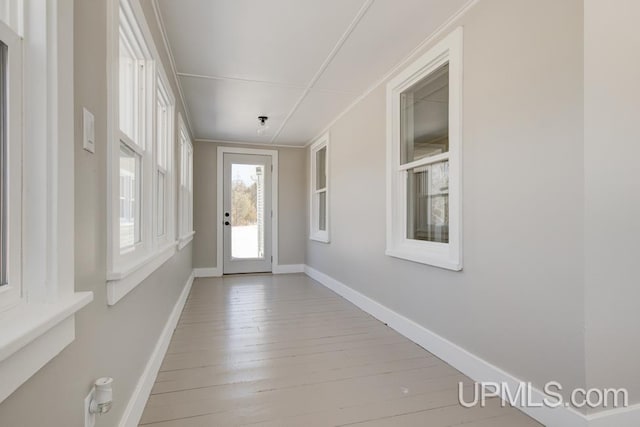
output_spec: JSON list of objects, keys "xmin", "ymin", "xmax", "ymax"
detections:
[
  {"xmin": 0, "ymin": 0, "xmax": 93, "ymax": 404},
  {"xmin": 0, "ymin": 17, "xmax": 22, "ymax": 312},
  {"xmin": 385, "ymin": 27, "xmax": 463, "ymax": 271},
  {"xmin": 106, "ymin": 0, "xmax": 178, "ymax": 305},
  {"xmin": 177, "ymin": 112, "xmax": 194, "ymax": 249},
  {"xmin": 154, "ymin": 72, "xmax": 175, "ymax": 246},
  {"xmin": 309, "ymin": 132, "xmax": 330, "ymax": 243}
]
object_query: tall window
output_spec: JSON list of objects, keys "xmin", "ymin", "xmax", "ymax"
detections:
[
  {"xmin": 118, "ymin": 0, "xmax": 150, "ymax": 252},
  {"xmin": 178, "ymin": 114, "xmax": 194, "ymax": 247},
  {"xmin": 0, "ymin": 1, "xmax": 93, "ymax": 403},
  {"xmin": 310, "ymin": 133, "xmax": 329, "ymax": 243},
  {"xmin": 155, "ymin": 76, "xmax": 174, "ymax": 241},
  {"xmin": 386, "ymin": 28, "xmax": 463, "ymax": 270},
  {"xmin": 108, "ymin": 0, "xmax": 177, "ymax": 305},
  {"xmin": 0, "ymin": 17, "xmax": 21, "ymax": 310}
]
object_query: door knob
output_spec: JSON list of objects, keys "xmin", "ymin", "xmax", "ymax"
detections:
[{"xmin": 224, "ymin": 221, "xmax": 230, "ymax": 226}]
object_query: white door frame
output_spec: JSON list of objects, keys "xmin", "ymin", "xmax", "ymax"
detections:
[{"xmin": 217, "ymin": 146, "xmax": 279, "ymax": 274}]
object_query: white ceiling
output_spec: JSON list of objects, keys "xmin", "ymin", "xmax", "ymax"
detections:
[{"xmin": 156, "ymin": 0, "xmax": 468, "ymax": 146}]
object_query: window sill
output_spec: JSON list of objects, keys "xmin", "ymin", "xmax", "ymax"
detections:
[
  {"xmin": 385, "ymin": 248, "xmax": 462, "ymax": 271},
  {"xmin": 309, "ymin": 235, "xmax": 330, "ymax": 244},
  {"xmin": 178, "ymin": 231, "xmax": 195, "ymax": 250},
  {"xmin": 0, "ymin": 291, "xmax": 93, "ymax": 403},
  {"xmin": 107, "ymin": 242, "xmax": 177, "ymax": 306}
]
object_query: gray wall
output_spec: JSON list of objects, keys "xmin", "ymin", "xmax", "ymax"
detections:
[
  {"xmin": 193, "ymin": 141, "xmax": 306, "ymax": 269},
  {"xmin": 0, "ymin": 1, "xmax": 193, "ymax": 425},
  {"xmin": 584, "ymin": 0, "xmax": 640, "ymax": 404},
  {"xmin": 306, "ymin": 0, "xmax": 587, "ymax": 402}
]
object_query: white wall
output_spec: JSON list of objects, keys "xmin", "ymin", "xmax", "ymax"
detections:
[
  {"xmin": 584, "ymin": 0, "xmax": 640, "ymax": 404},
  {"xmin": 193, "ymin": 141, "xmax": 306, "ymax": 269},
  {"xmin": 307, "ymin": 0, "xmax": 587, "ymax": 401}
]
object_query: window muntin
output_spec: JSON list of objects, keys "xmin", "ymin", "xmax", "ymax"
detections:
[
  {"xmin": 310, "ymin": 134, "xmax": 329, "ymax": 242},
  {"xmin": 386, "ymin": 27, "xmax": 462, "ymax": 270}
]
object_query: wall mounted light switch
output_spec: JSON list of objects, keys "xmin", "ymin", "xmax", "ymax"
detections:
[{"xmin": 83, "ymin": 108, "xmax": 95, "ymax": 154}]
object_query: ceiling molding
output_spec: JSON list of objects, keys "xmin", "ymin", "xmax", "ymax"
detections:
[
  {"xmin": 150, "ymin": 0, "xmax": 195, "ymax": 137},
  {"xmin": 304, "ymin": 0, "xmax": 480, "ymax": 148},
  {"xmin": 194, "ymin": 138, "xmax": 306, "ymax": 149},
  {"xmin": 177, "ymin": 72, "xmax": 306, "ymax": 90},
  {"xmin": 177, "ymin": 72, "xmax": 358, "ymax": 96},
  {"xmin": 269, "ymin": 0, "xmax": 375, "ymax": 144}
]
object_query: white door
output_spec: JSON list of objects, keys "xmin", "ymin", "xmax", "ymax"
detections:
[{"xmin": 223, "ymin": 153, "xmax": 272, "ymax": 274}]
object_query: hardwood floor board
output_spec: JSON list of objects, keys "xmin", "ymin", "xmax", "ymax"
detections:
[
  {"xmin": 140, "ymin": 366, "xmax": 467, "ymax": 424},
  {"xmin": 140, "ymin": 275, "xmax": 541, "ymax": 427},
  {"xmin": 152, "ymin": 354, "xmax": 442, "ymax": 395},
  {"xmin": 166, "ymin": 326, "xmax": 400, "ymax": 355},
  {"xmin": 337, "ymin": 398, "xmax": 530, "ymax": 426},
  {"xmin": 159, "ymin": 334, "xmax": 413, "ymax": 372},
  {"xmin": 246, "ymin": 386, "xmax": 478, "ymax": 427},
  {"xmin": 154, "ymin": 343, "xmax": 430, "ymax": 384}
]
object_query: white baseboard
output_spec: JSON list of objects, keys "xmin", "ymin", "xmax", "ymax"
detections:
[
  {"xmin": 273, "ymin": 264, "xmax": 305, "ymax": 274},
  {"xmin": 194, "ymin": 267, "xmax": 222, "ymax": 278},
  {"xmin": 303, "ymin": 266, "xmax": 640, "ymax": 427},
  {"xmin": 586, "ymin": 403, "xmax": 640, "ymax": 427},
  {"xmin": 118, "ymin": 271, "xmax": 195, "ymax": 427}
]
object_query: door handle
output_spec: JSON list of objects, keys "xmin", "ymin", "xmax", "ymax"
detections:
[{"xmin": 224, "ymin": 221, "xmax": 230, "ymax": 226}]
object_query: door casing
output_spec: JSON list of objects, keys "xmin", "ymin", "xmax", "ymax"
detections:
[{"xmin": 216, "ymin": 146, "xmax": 279, "ymax": 274}]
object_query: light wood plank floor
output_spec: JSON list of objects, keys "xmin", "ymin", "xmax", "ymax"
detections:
[{"xmin": 140, "ymin": 274, "xmax": 542, "ymax": 426}]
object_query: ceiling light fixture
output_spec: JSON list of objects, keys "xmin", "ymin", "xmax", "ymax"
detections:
[{"xmin": 257, "ymin": 116, "xmax": 269, "ymax": 135}]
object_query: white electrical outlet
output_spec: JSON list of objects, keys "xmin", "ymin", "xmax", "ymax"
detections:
[{"xmin": 84, "ymin": 387, "xmax": 96, "ymax": 427}]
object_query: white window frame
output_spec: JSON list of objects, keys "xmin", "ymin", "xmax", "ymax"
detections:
[
  {"xmin": 0, "ymin": 1, "xmax": 93, "ymax": 404},
  {"xmin": 106, "ymin": 0, "xmax": 178, "ymax": 305},
  {"xmin": 309, "ymin": 132, "xmax": 330, "ymax": 243},
  {"xmin": 154, "ymin": 72, "xmax": 175, "ymax": 247},
  {"xmin": 386, "ymin": 27, "xmax": 463, "ymax": 271},
  {"xmin": 177, "ymin": 112, "xmax": 194, "ymax": 249},
  {"xmin": 0, "ymin": 15, "xmax": 22, "ymax": 312}
]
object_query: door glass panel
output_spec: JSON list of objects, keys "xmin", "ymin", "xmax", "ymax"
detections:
[
  {"xmin": 231, "ymin": 163, "xmax": 265, "ymax": 259},
  {"xmin": 400, "ymin": 63, "xmax": 449, "ymax": 165},
  {"xmin": 407, "ymin": 160, "xmax": 449, "ymax": 243}
]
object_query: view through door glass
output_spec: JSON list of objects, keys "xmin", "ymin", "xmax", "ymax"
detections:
[{"xmin": 231, "ymin": 163, "xmax": 265, "ymax": 259}]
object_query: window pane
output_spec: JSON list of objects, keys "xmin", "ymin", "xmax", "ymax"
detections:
[
  {"xmin": 0, "ymin": 41, "xmax": 6, "ymax": 286},
  {"xmin": 318, "ymin": 191, "xmax": 327, "ymax": 232},
  {"xmin": 156, "ymin": 99, "xmax": 165, "ymax": 168},
  {"xmin": 231, "ymin": 164, "xmax": 265, "ymax": 259},
  {"xmin": 157, "ymin": 171, "xmax": 165, "ymax": 236},
  {"xmin": 407, "ymin": 160, "xmax": 449, "ymax": 243},
  {"xmin": 119, "ymin": 33, "xmax": 139, "ymax": 142},
  {"xmin": 156, "ymin": 81, "xmax": 169, "ymax": 169},
  {"xmin": 119, "ymin": 143, "xmax": 140, "ymax": 248},
  {"xmin": 315, "ymin": 147, "xmax": 326, "ymax": 190},
  {"xmin": 400, "ymin": 63, "xmax": 449, "ymax": 164}
]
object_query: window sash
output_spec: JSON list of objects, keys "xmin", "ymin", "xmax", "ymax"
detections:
[
  {"xmin": 309, "ymin": 134, "xmax": 329, "ymax": 242},
  {"xmin": 386, "ymin": 27, "xmax": 463, "ymax": 271},
  {"xmin": 0, "ymin": 18, "xmax": 21, "ymax": 310}
]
